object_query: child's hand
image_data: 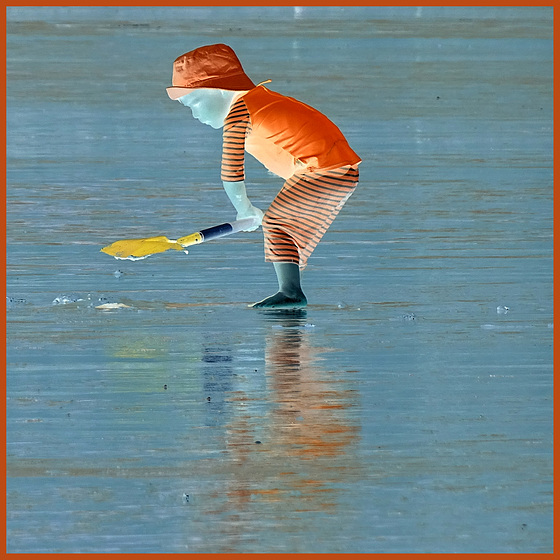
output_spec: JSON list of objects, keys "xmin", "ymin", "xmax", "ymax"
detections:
[{"xmin": 237, "ymin": 205, "xmax": 264, "ymax": 231}]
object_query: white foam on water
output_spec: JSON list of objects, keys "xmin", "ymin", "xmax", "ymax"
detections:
[
  {"xmin": 95, "ymin": 303, "xmax": 132, "ymax": 310},
  {"xmin": 112, "ymin": 254, "xmax": 151, "ymax": 261},
  {"xmin": 52, "ymin": 295, "xmax": 83, "ymax": 305}
]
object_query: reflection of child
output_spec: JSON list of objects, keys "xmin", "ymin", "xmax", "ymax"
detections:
[{"xmin": 167, "ymin": 44, "xmax": 361, "ymax": 308}]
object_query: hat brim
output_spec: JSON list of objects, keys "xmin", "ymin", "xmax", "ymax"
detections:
[
  {"xmin": 166, "ymin": 87, "xmax": 197, "ymax": 100},
  {"xmin": 166, "ymin": 73, "xmax": 256, "ymax": 100}
]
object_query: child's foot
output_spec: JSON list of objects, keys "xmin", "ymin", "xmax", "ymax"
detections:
[{"xmin": 250, "ymin": 291, "xmax": 307, "ymax": 309}]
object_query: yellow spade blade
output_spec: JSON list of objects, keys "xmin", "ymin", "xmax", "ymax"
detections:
[{"xmin": 101, "ymin": 235, "xmax": 185, "ymax": 260}]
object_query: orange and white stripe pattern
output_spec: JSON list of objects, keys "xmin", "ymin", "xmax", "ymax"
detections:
[
  {"xmin": 262, "ymin": 166, "xmax": 359, "ymax": 268},
  {"xmin": 221, "ymin": 97, "xmax": 250, "ymax": 182}
]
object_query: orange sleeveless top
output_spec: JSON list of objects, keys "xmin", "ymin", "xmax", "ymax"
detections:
[{"xmin": 222, "ymin": 86, "xmax": 361, "ymax": 181}]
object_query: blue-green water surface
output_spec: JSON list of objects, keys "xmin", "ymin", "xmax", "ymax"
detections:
[{"xmin": 6, "ymin": 6, "xmax": 553, "ymax": 553}]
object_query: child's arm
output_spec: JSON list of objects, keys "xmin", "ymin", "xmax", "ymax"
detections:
[{"xmin": 223, "ymin": 180, "xmax": 264, "ymax": 231}]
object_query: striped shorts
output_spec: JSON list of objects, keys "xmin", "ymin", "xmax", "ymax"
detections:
[{"xmin": 262, "ymin": 165, "xmax": 359, "ymax": 268}]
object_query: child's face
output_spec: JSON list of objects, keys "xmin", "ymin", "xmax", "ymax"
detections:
[{"xmin": 178, "ymin": 89, "xmax": 231, "ymax": 129}]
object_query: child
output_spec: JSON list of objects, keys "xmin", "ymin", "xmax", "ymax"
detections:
[{"xmin": 167, "ymin": 43, "xmax": 361, "ymax": 308}]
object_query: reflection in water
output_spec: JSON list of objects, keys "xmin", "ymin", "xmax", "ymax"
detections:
[
  {"xmin": 194, "ymin": 310, "xmax": 361, "ymax": 552},
  {"xmin": 202, "ymin": 345, "xmax": 234, "ymax": 426},
  {"xmin": 262, "ymin": 309, "xmax": 359, "ymax": 462}
]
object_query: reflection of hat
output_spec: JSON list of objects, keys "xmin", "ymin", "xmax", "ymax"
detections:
[{"xmin": 166, "ymin": 44, "xmax": 256, "ymax": 100}]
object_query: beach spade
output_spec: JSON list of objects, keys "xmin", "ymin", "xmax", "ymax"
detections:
[{"xmin": 100, "ymin": 217, "xmax": 259, "ymax": 260}]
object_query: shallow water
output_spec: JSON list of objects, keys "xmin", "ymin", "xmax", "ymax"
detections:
[{"xmin": 6, "ymin": 6, "xmax": 553, "ymax": 553}]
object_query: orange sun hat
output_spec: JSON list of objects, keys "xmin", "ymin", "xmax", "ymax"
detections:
[{"xmin": 166, "ymin": 43, "xmax": 256, "ymax": 100}]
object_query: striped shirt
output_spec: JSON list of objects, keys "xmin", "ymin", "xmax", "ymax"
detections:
[{"xmin": 221, "ymin": 97, "xmax": 251, "ymax": 182}]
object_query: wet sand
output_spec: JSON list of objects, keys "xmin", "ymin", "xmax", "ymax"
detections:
[{"xmin": 6, "ymin": 6, "xmax": 553, "ymax": 553}]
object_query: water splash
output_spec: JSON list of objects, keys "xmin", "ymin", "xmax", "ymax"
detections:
[{"xmin": 52, "ymin": 295, "xmax": 83, "ymax": 305}]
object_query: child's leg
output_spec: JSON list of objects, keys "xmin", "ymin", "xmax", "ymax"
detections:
[
  {"xmin": 251, "ymin": 262, "xmax": 307, "ymax": 308},
  {"xmin": 263, "ymin": 166, "xmax": 358, "ymax": 266},
  {"xmin": 252, "ymin": 166, "xmax": 359, "ymax": 309}
]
